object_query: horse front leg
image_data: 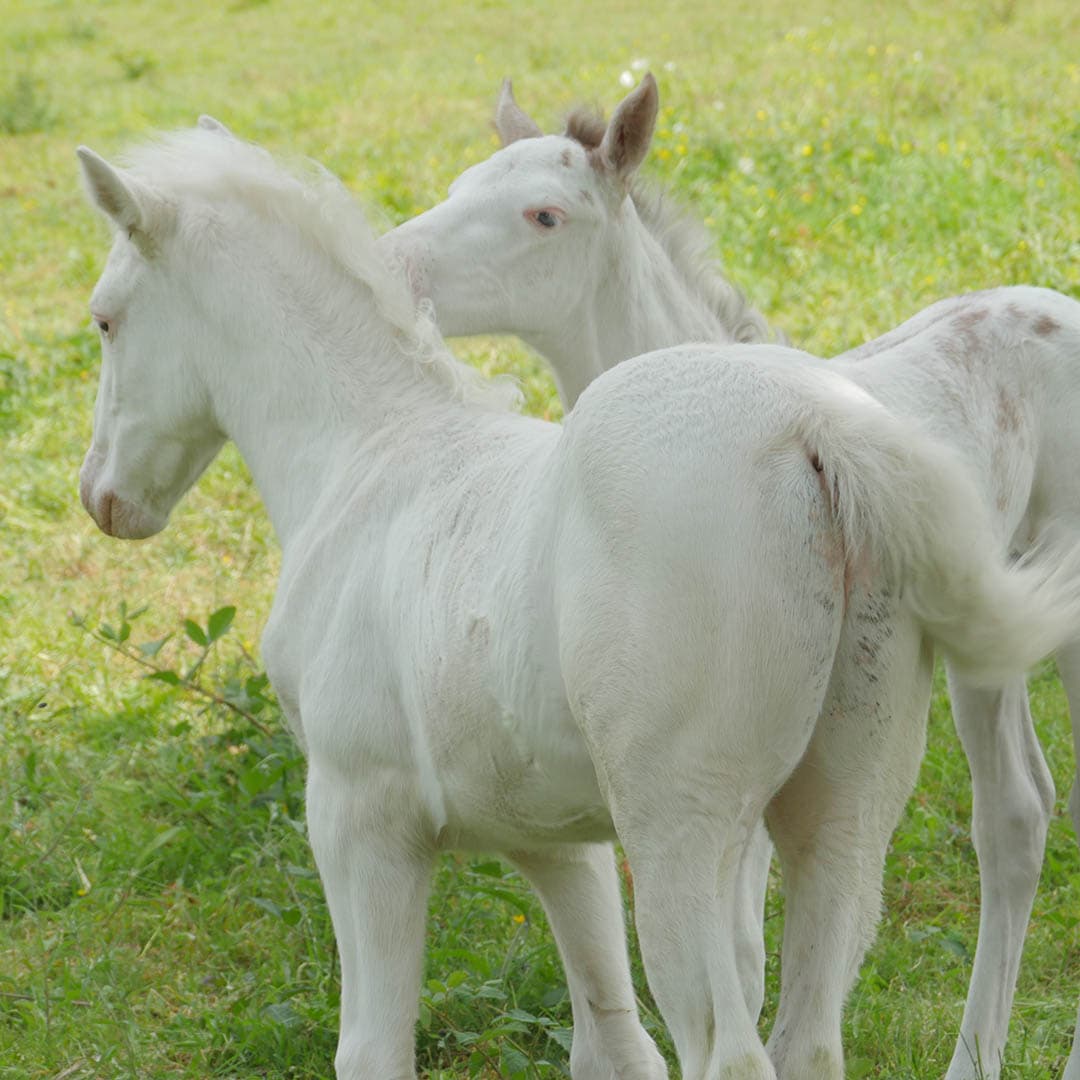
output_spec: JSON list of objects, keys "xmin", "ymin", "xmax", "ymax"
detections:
[
  {"xmin": 510, "ymin": 843, "xmax": 668, "ymax": 1080},
  {"xmin": 306, "ymin": 762, "xmax": 435, "ymax": 1080},
  {"xmin": 944, "ymin": 671, "xmax": 1053, "ymax": 1080},
  {"xmin": 734, "ymin": 821, "xmax": 772, "ymax": 1024}
]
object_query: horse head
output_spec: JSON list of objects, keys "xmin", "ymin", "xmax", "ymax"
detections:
[
  {"xmin": 77, "ymin": 145, "xmax": 226, "ymax": 539},
  {"xmin": 384, "ymin": 74, "xmax": 659, "ymax": 341}
]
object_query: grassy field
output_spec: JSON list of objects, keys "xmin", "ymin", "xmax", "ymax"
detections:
[{"xmin": 1, "ymin": 0, "xmax": 1079, "ymax": 1076}]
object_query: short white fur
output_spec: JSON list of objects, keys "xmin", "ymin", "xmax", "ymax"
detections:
[
  {"xmin": 388, "ymin": 74, "xmax": 1080, "ymax": 1080},
  {"xmin": 79, "ymin": 125, "xmax": 1080, "ymax": 1080}
]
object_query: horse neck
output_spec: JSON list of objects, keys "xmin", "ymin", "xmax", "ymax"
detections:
[
  {"xmin": 201, "ymin": 263, "xmax": 454, "ymax": 551},
  {"xmin": 524, "ymin": 198, "xmax": 734, "ymax": 409}
]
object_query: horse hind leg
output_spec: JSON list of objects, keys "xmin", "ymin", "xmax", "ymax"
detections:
[
  {"xmin": 943, "ymin": 670, "xmax": 1053, "ymax": 1080},
  {"xmin": 765, "ymin": 604, "xmax": 933, "ymax": 1080},
  {"xmin": 509, "ymin": 843, "xmax": 668, "ymax": 1080},
  {"xmin": 576, "ymin": 664, "xmax": 833, "ymax": 1079},
  {"xmin": 619, "ymin": 784, "xmax": 779, "ymax": 1080},
  {"xmin": 1053, "ymin": 641, "xmax": 1080, "ymax": 1080}
]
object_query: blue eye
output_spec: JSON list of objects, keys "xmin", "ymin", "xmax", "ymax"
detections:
[{"xmin": 536, "ymin": 210, "xmax": 557, "ymax": 228}]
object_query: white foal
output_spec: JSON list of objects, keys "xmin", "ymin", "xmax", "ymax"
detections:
[
  {"xmin": 386, "ymin": 74, "xmax": 1080, "ymax": 1078},
  {"xmin": 77, "ymin": 125, "xmax": 1080, "ymax": 1080}
]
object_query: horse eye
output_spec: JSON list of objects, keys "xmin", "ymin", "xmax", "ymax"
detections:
[
  {"xmin": 95, "ymin": 317, "xmax": 110, "ymax": 335},
  {"xmin": 536, "ymin": 210, "xmax": 558, "ymax": 228}
]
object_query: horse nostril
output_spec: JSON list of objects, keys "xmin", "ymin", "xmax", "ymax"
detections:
[{"xmin": 99, "ymin": 491, "xmax": 116, "ymax": 536}]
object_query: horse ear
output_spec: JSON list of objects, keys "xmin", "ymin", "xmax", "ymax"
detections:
[
  {"xmin": 595, "ymin": 72, "xmax": 659, "ymax": 185},
  {"xmin": 494, "ymin": 79, "xmax": 542, "ymax": 145},
  {"xmin": 198, "ymin": 114, "xmax": 234, "ymax": 137},
  {"xmin": 77, "ymin": 146, "xmax": 159, "ymax": 240}
]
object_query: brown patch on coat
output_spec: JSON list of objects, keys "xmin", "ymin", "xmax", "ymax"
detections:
[
  {"xmin": 938, "ymin": 305, "xmax": 992, "ymax": 374},
  {"xmin": 1033, "ymin": 313, "xmax": 1060, "ymax": 337},
  {"xmin": 953, "ymin": 307, "xmax": 989, "ymax": 331},
  {"xmin": 560, "ymin": 148, "xmax": 573, "ymax": 168},
  {"xmin": 996, "ymin": 386, "xmax": 1021, "ymax": 434},
  {"xmin": 940, "ymin": 335, "xmax": 975, "ymax": 374}
]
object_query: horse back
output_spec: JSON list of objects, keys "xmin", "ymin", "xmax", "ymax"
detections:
[{"xmin": 833, "ymin": 286, "xmax": 1080, "ymax": 546}]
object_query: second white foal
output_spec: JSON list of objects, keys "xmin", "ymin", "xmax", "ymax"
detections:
[{"xmin": 386, "ymin": 75, "xmax": 1080, "ymax": 1079}]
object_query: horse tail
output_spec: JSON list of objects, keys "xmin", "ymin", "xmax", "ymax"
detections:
[{"xmin": 776, "ymin": 364, "xmax": 1080, "ymax": 685}]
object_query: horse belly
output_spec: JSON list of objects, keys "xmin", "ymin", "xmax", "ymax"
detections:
[{"xmin": 428, "ymin": 686, "xmax": 614, "ymax": 851}]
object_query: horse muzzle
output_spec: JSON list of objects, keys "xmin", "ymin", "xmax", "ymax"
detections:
[{"xmin": 80, "ymin": 451, "xmax": 165, "ymax": 540}]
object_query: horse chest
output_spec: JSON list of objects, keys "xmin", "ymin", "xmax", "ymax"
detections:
[{"xmin": 272, "ymin": 464, "xmax": 612, "ymax": 852}]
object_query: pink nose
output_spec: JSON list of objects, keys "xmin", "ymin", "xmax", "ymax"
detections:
[
  {"xmin": 81, "ymin": 483, "xmax": 120, "ymax": 537},
  {"xmin": 86, "ymin": 487, "xmax": 162, "ymax": 540},
  {"xmin": 79, "ymin": 449, "xmax": 164, "ymax": 540},
  {"xmin": 97, "ymin": 491, "xmax": 119, "ymax": 537}
]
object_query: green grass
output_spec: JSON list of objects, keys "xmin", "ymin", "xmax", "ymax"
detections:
[{"xmin": 1, "ymin": 0, "xmax": 1078, "ymax": 1076}]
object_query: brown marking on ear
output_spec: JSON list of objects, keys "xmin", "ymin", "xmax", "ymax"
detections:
[
  {"xmin": 493, "ymin": 78, "xmax": 542, "ymax": 145},
  {"xmin": 1034, "ymin": 313, "xmax": 1060, "ymax": 336},
  {"xmin": 595, "ymin": 72, "xmax": 659, "ymax": 182}
]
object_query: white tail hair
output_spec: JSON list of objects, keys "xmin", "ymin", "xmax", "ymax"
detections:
[{"xmin": 776, "ymin": 361, "xmax": 1080, "ymax": 684}]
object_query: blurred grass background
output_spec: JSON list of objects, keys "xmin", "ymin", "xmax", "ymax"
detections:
[{"xmin": 1, "ymin": 0, "xmax": 1078, "ymax": 1076}]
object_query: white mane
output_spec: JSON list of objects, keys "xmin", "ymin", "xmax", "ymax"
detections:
[
  {"xmin": 562, "ymin": 105, "xmax": 783, "ymax": 346},
  {"xmin": 122, "ymin": 128, "xmax": 520, "ymax": 411},
  {"xmin": 629, "ymin": 185, "xmax": 786, "ymax": 347}
]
